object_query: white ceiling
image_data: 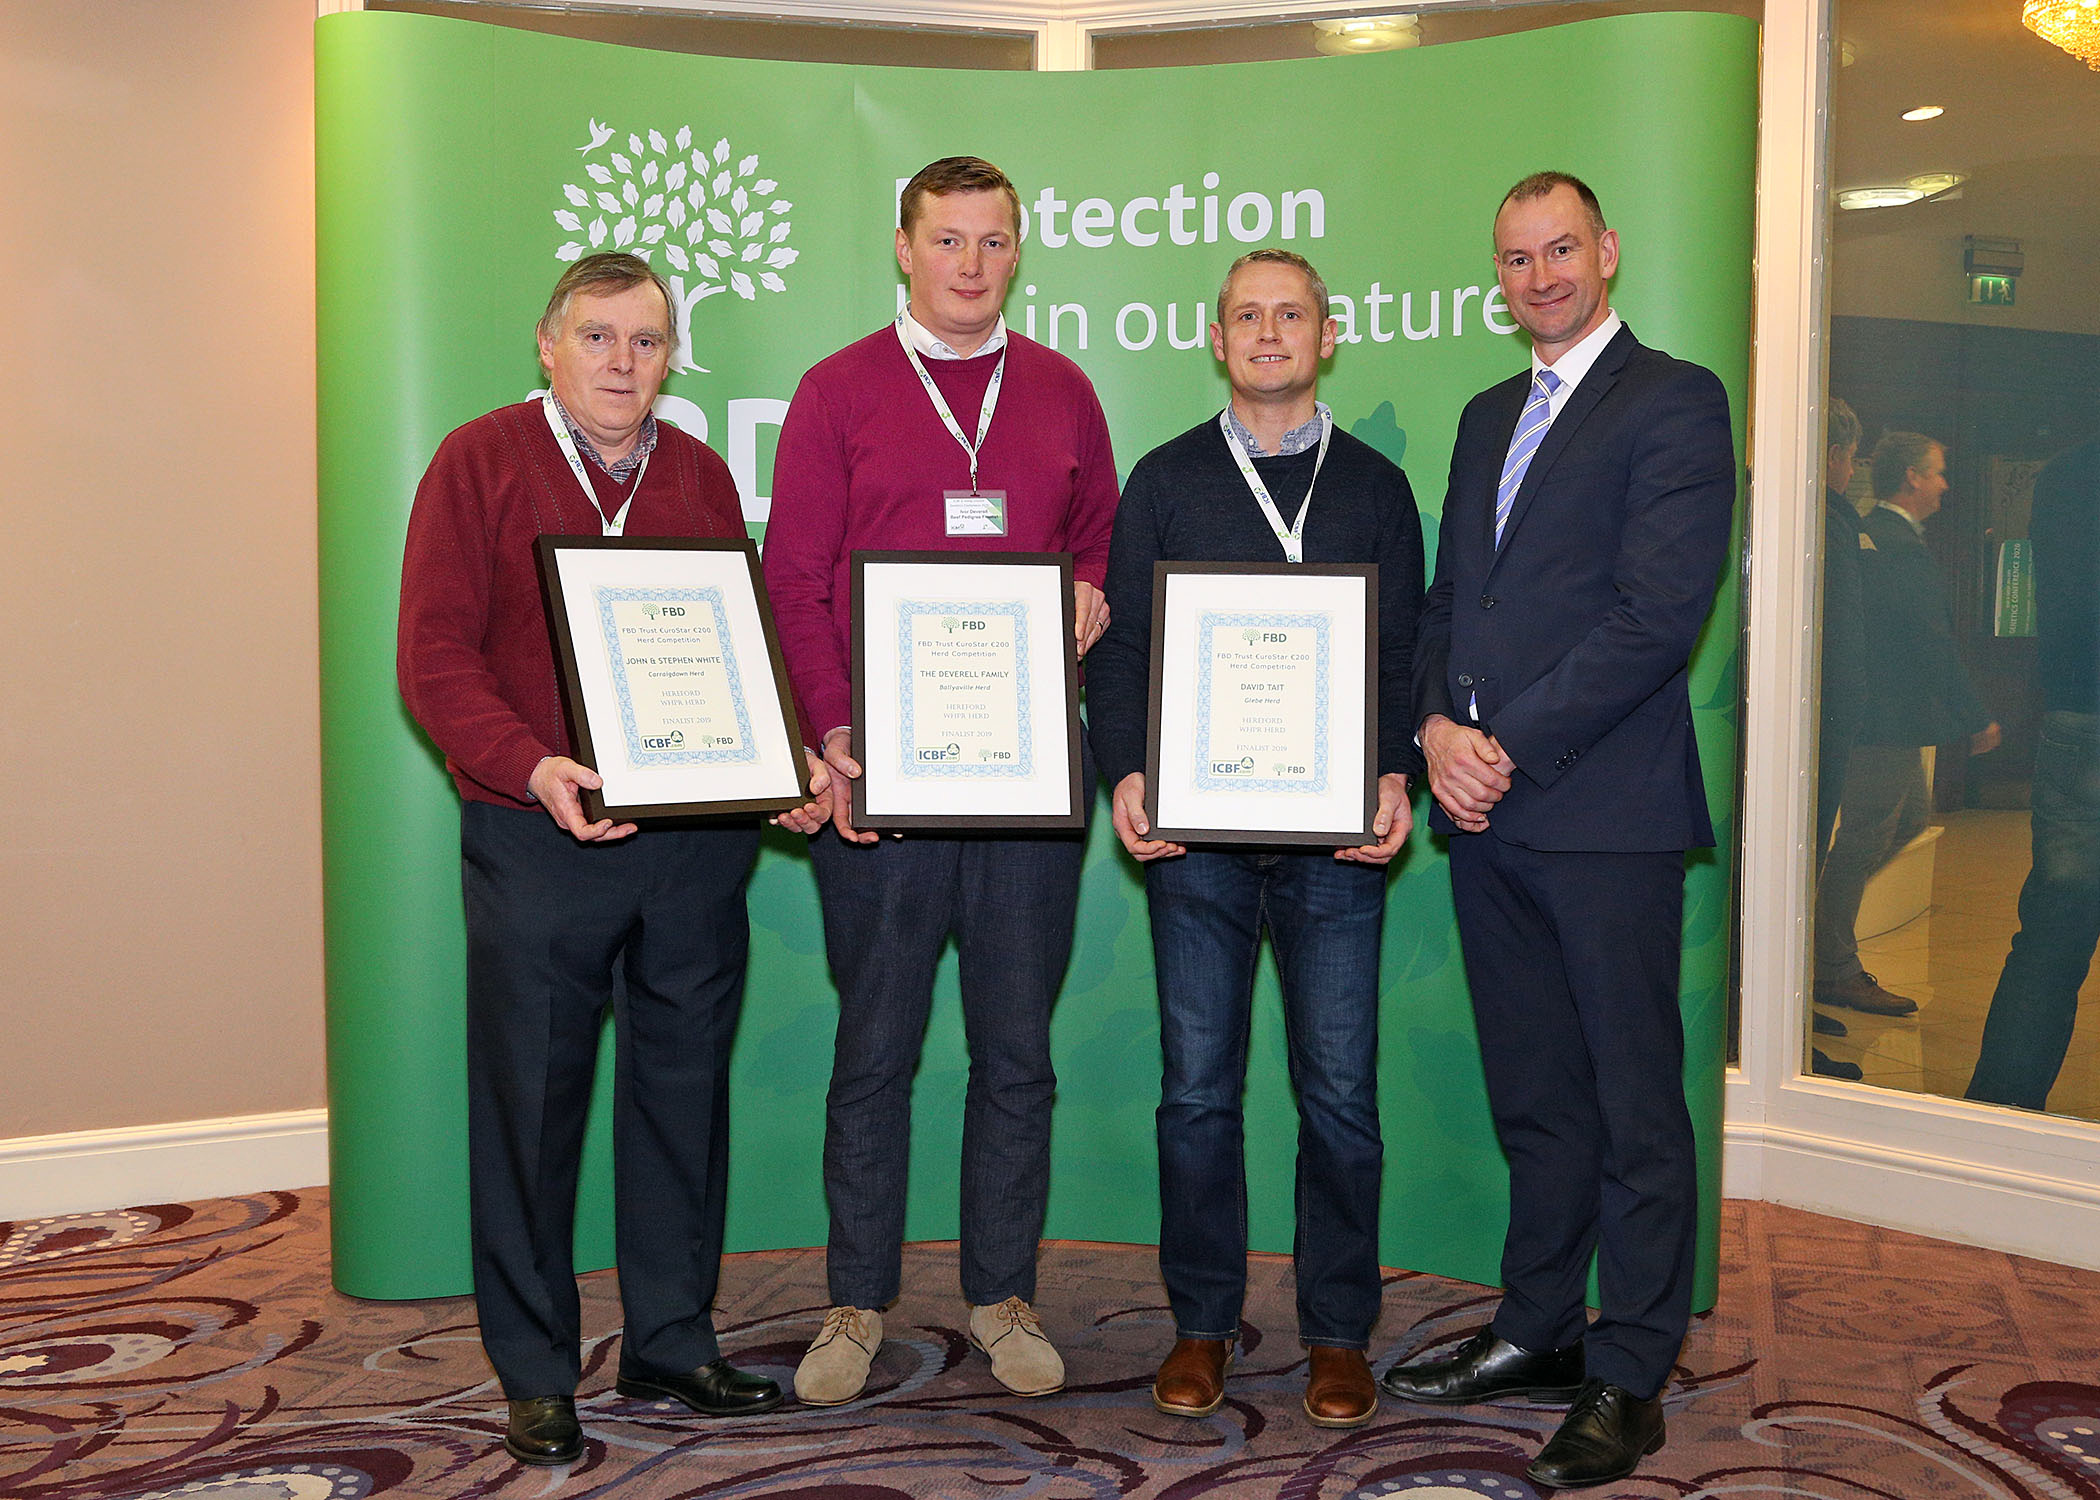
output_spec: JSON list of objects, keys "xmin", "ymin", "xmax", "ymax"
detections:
[{"xmin": 1832, "ymin": 0, "xmax": 2100, "ymax": 254}]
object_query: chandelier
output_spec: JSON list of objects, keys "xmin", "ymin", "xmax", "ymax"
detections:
[{"xmin": 2023, "ymin": 0, "xmax": 2100, "ymax": 69}]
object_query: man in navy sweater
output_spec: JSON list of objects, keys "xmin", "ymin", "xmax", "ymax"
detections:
[{"xmin": 1086, "ymin": 249, "xmax": 1423, "ymax": 1430}]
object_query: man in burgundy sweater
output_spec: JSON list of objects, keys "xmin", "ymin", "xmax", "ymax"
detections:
[
  {"xmin": 763, "ymin": 157, "xmax": 1119, "ymax": 1405},
  {"xmin": 398, "ymin": 254, "xmax": 783, "ymax": 1466}
]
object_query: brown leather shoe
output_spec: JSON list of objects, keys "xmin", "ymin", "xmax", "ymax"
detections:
[
  {"xmin": 1815, "ymin": 971, "xmax": 1918, "ymax": 1016},
  {"xmin": 1304, "ymin": 1346, "xmax": 1378, "ymax": 1428},
  {"xmin": 1153, "ymin": 1337, "xmax": 1234, "ymax": 1417}
]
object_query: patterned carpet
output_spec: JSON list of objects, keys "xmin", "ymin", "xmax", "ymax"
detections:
[{"xmin": 6, "ymin": 1191, "xmax": 2100, "ymax": 1498}]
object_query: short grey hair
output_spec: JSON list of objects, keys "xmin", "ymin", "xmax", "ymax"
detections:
[
  {"xmin": 1217, "ymin": 248, "xmax": 1330, "ymax": 318},
  {"xmin": 1827, "ymin": 397, "xmax": 1861, "ymax": 454},
  {"xmin": 1870, "ymin": 431, "xmax": 1942, "ymax": 501},
  {"xmin": 538, "ymin": 252, "xmax": 677, "ymax": 356}
]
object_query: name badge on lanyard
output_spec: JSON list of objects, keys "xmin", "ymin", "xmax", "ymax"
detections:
[
  {"xmin": 541, "ymin": 392, "xmax": 646, "ymax": 536},
  {"xmin": 898, "ymin": 319, "xmax": 1010, "ymax": 538},
  {"xmin": 1218, "ymin": 406, "xmax": 1331, "ymax": 565},
  {"xmin": 944, "ymin": 489, "xmax": 1008, "ymax": 537}
]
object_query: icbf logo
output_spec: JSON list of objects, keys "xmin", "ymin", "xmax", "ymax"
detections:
[{"xmin": 552, "ymin": 121, "xmax": 798, "ymax": 375}]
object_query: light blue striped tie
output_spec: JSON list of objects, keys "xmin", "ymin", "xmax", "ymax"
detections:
[{"xmin": 1494, "ymin": 366, "xmax": 1561, "ymax": 547}]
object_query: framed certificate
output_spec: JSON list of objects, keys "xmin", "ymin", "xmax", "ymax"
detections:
[
  {"xmin": 1145, "ymin": 561, "xmax": 1378, "ymax": 846},
  {"xmin": 535, "ymin": 535, "xmax": 808, "ymax": 821},
  {"xmin": 851, "ymin": 551, "xmax": 1084, "ymax": 831}
]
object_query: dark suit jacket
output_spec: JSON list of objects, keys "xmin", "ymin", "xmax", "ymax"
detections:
[
  {"xmin": 1855, "ymin": 503, "xmax": 1993, "ymax": 746},
  {"xmin": 1413, "ymin": 324, "xmax": 1737, "ymax": 851},
  {"xmin": 2033, "ymin": 439, "xmax": 2100, "ymax": 715},
  {"xmin": 1821, "ymin": 492, "xmax": 1869, "ymax": 745}
]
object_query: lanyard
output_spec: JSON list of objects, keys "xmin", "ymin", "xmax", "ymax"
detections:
[
  {"xmin": 1218, "ymin": 407, "xmax": 1332, "ymax": 565},
  {"xmin": 896, "ymin": 317, "xmax": 1006, "ymax": 492},
  {"xmin": 541, "ymin": 392, "xmax": 647, "ymax": 537}
]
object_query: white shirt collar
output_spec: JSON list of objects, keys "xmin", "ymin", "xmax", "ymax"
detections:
[
  {"xmin": 1532, "ymin": 310, "xmax": 1623, "ymax": 401},
  {"xmin": 1876, "ymin": 500, "xmax": 1927, "ymax": 539},
  {"xmin": 898, "ymin": 306, "xmax": 1007, "ymax": 361}
]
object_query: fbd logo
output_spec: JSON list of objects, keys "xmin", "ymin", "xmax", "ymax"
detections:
[{"xmin": 553, "ymin": 121, "xmax": 798, "ymax": 374}]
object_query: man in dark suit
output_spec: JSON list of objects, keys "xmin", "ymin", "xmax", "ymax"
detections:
[
  {"xmin": 1813, "ymin": 432, "xmax": 2000, "ymax": 1017},
  {"xmin": 1810, "ymin": 399, "xmax": 1868, "ymax": 1076},
  {"xmin": 1380, "ymin": 173, "xmax": 1736, "ymax": 1491}
]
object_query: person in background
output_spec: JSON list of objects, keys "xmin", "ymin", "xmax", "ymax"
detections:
[
  {"xmin": 1811, "ymin": 398, "xmax": 1868, "ymax": 1077},
  {"xmin": 1813, "ymin": 432, "xmax": 2000, "ymax": 1020},
  {"xmin": 1967, "ymin": 436, "xmax": 2100, "ymax": 1112}
]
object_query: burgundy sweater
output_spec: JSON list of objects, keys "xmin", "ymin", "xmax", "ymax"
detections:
[
  {"xmin": 763, "ymin": 326, "xmax": 1120, "ymax": 743},
  {"xmin": 398, "ymin": 400, "xmax": 745, "ymax": 808}
]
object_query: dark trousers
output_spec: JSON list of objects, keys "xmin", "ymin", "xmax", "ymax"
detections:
[
  {"xmin": 808, "ymin": 830, "xmax": 1083, "ymax": 1309},
  {"xmin": 1448, "ymin": 834, "xmax": 1696, "ymax": 1400},
  {"xmin": 1968, "ymin": 711, "xmax": 2100, "ymax": 1110},
  {"xmin": 1814, "ymin": 710, "xmax": 1860, "ymax": 869},
  {"xmin": 461, "ymin": 801, "xmax": 758, "ymax": 1398},
  {"xmin": 1146, "ymin": 849, "xmax": 1386, "ymax": 1348}
]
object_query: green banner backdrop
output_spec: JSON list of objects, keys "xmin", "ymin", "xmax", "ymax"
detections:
[{"xmin": 317, "ymin": 10, "xmax": 1756, "ymax": 1303}]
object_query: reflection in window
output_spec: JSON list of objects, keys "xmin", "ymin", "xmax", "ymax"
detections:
[{"xmin": 1810, "ymin": 0, "xmax": 2100, "ymax": 1121}]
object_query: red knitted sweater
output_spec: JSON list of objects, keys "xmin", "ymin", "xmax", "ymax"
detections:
[
  {"xmin": 397, "ymin": 400, "xmax": 745, "ymax": 808},
  {"xmin": 763, "ymin": 327, "xmax": 1120, "ymax": 744}
]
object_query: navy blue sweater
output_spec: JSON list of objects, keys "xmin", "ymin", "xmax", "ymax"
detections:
[{"xmin": 1086, "ymin": 416, "xmax": 1426, "ymax": 789}]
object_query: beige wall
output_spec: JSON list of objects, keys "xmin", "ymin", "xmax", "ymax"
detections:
[
  {"xmin": 0, "ymin": 1, "xmax": 324, "ymax": 1137},
  {"xmin": 1832, "ymin": 220, "xmax": 2100, "ymax": 337}
]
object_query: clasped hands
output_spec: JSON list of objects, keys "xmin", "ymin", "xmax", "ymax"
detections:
[{"xmin": 1420, "ymin": 714, "xmax": 1516, "ymax": 833}]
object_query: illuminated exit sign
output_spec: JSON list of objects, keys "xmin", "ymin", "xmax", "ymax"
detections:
[{"xmin": 1968, "ymin": 274, "xmax": 2016, "ymax": 306}]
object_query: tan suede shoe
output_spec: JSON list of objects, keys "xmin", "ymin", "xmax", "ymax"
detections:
[
  {"xmin": 968, "ymin": 1296, "xmax": 1064, "ymax": 1396},
  {"xmin": 793, "ymin": 1306, "xmax": 882, "ymax": 1406}
]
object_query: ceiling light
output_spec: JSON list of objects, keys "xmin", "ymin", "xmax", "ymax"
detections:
[
  {"xmin": 1907, "ymin": 171, "xmax": 1966, "ymax": 196},
  {"xmin": 1312, "ymin": 15, "xmax": 1422, "ymax": 54},
  {"xmin": 2023, "ymin": 0, "xmax": 2100, "ymax": 70},
  {"xmin": 1901, "ymin": 105, "xmax": 1945, "ymax": 121},
  {"xmin": 1837, "ymin": 186, "xmax": 1924, "ymax": 211}
]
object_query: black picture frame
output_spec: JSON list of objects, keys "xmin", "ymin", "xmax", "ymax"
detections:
[
  {"xmin": 1143, "ymin": 560, "xmax": 1379, "ymax": 846},
  {"xmin": 535, "ymin": 534, "xmax": 809, "ymax": 822},
  {"xmin": 850, "ymin": 550, "xmax": 1085, "ymax": 832}
]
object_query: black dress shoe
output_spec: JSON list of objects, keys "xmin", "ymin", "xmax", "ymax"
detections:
[
  {"xmin": 616, "ymin": 1358, "xmax": 784, "ymax": 1417},
  {"xmin": 1812, "ymin": 1010, "xmax": 1847, "ymax": 1037},
  {"xmin": 1812, "ymin": 1048, "xmax": 1864, "ymax": 1080},
  {"xmin": 1526, "ymin": 1379, "xmax": 1665, "ymax": 1489},
  {"xmin": 504, "ymin": 1395, "xmax": 582, "ymax": 1466},
  {"xmin": 1379, "ymin": 1326, "xmax": 1585, "ymax": 1405}
]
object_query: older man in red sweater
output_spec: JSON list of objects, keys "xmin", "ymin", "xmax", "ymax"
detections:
[
  {"xmin": 764, "ymin": 157, "xmax": 1119, "ymax": 1406},
  {"xmin": 398, "ymin": 253, "xmax": 784, "ymax": 1467}
]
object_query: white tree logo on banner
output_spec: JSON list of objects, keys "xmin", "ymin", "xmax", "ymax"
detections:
[{"xmin": 554, "ymin": 120, "xmax": 796, "ymax": 374}]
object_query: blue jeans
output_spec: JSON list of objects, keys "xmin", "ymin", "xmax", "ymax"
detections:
[
  {"xmin": 1968, "ymin": 711, "xmax": 2100, "ymax": 1111},
  {"xmin": 809, "ymin": 830, "xmax": 1084, "ymax": 1309},
  {"xmin": 1147, "ymin": 849, "xmax": 1387, "ymax": 1348}
]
